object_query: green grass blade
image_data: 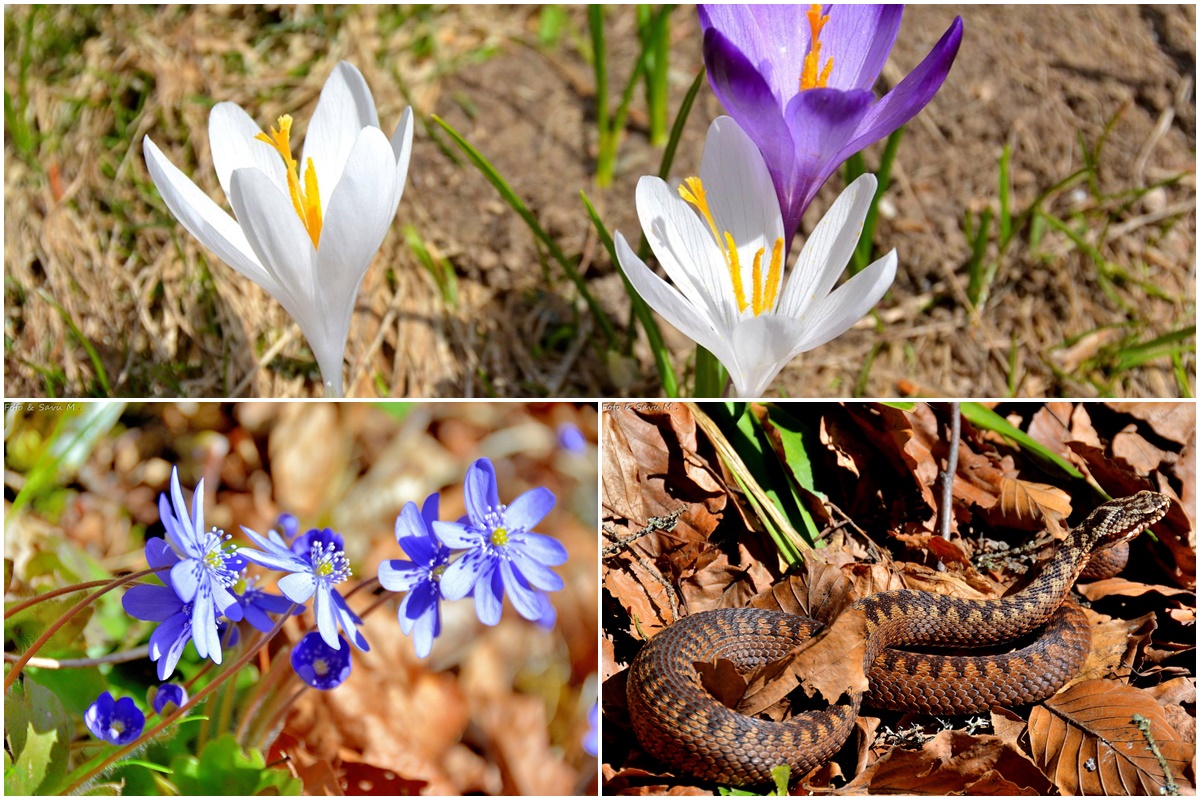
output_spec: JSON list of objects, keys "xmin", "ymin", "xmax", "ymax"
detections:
[
  {"xmin": 580, "ymin": 190, "xmax": 679, "ymax": 396},
  {"xmin": 694, "ymin": 346, "xmax": 727, "ymax": 398},
  {"xmin": 657, "ymin": 67, "xmax": 705, "ymax": 182},
  {"xmin": 965, "ymin": 207, "xmax": 994, "ymax": 308},
  {"xmin": 1113, "ymin": 327, "xmax": 1195, "ymax": 371},
  {"xmin": 998, "ymin": 144, "xmax": 1013, "ymax": 247},
  {"xmin": 853, "ymin": 127, "xmax": 904, "ymax": 274},
  {"xmin": 588, "ymin": 6, "xmax": 614, "ymax": 185},
  {"xmin": 431, "ymin": 115, "xmax": 618, "ymax": 348},
  {"xmin": 36, "ymin": 289, "xmax": 111, "ymax": 396},
  {"xmin": 959, "ymin": 402, "xmax": 1084, "ymax": 479}
]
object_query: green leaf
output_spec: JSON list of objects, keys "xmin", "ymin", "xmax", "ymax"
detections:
[
  {"xmin": 170, "ymin": 734, "xmax": 301, "ymax": 796},
  {"xmin": 959, "ymin": 403, "xmax": 1084, "ymax": 479},
  {"xmin": 4, "ymin": 678, "xmax": 72, "ymax": 794}
]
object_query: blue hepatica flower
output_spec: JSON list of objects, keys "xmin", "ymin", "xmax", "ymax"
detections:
[
  {"xmin": 85, "ymin": 692, "xmax": 145, "ymax": 746},
  {"xmin": 228, "ymin": 554, "xmax": 302, "ymax": 633},
  {"xmin": 152, "ymin": 683, "xmax": 188, "ymax": 716},
  {"xmin": 378, "ymin": 494, "xmax": 451, "ymax": 657},
  {"xmin": 123, "ymin": 539, "xmax": 197, "ymax": 680},
  {"xmin": 699, "ymin": 4, "xmax": 963, "ymax": 243},
  {"xmin": 238, "ymin": 526, "xmax": 368, "ymax": 651},
  {"xmin": 434, "ymin": 458, "xmax": 567, "ymax": 626},
  {"xmin": 158, "ymin": 467, "xmax": 243, "ymax": 664},
  {"xmin": 556, "ymin": 423, "xmax": 587, "ymax": 455},
  {"xmin": 291, "ymin": 631, "xmax": 352, "ymax": 690}
]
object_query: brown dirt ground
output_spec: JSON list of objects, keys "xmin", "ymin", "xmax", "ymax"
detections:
[{"xmin": 3, "ymin": 6, "xmax": 1195, "ymax": 398}]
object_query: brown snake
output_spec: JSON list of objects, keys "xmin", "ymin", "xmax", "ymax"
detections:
[{"xmin": 625, "ymin": 491, "xmax": 1170, "ymax": 785}]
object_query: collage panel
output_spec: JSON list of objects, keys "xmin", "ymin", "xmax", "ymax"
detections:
[
  {"xmin": 601, "ymin": 401, "xmax": 1195, "ymax": 794},
  {"xmin": 4, "ymin": 401, "xmax": 598, "ymax": 795},
  {"xmin": 3, "ymin": 5, "xmax": 1193, "ymax": 399}
]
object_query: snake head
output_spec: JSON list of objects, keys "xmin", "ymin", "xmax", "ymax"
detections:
[{"xmin": 1082, "ymin": 491, "xmax": 1171, "ymax": 552}]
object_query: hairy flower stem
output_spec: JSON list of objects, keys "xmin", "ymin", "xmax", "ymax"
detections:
[
  {"xmin": 4, "ymin": 567, "xmax": 171, "ymax": 691},
  {"xmin": 4, "ymin": 567, "xmax": 172, "ymax": 618},
  {"xmin": 235, "ymin": 645, "xmax": 296, "ymax": 746},
  {"xmin": 2, "ymin": 645, "xmax": 151, "ymax": 669},
  {"xmin": 341, "ymin": 575, "xmax": 380, "ymax": 601},
  {"xmin": 59, "ymin": 604, "xmax": 298, "ymax": 796}
]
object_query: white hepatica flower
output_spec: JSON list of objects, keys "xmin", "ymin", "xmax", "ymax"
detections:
[
  {"xmin": 143, "ymin": 61, "xmax": 414, "ymax": 397},
  {"xmin": 615, "ymin": 116, "xmax": 897, "ymax": 397}
]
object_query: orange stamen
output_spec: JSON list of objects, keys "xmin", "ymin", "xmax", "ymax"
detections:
[{"xmin": 800, "ymin": 4, "xmax": 834, "ymax": 91}]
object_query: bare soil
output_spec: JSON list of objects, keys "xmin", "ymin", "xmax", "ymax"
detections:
[{"xmin": 3, "ymin": 5, "xmax": 1195, "ymax": 398}]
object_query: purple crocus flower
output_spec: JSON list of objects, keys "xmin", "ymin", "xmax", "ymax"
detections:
[
  {"xmin": 152, "ymin": 683, "xmax": 188, "ymax": 716},
  {"xmin": 699, "ymin": 4, "xmax": 963, "ymax": 243},
  {"xmin": 157, "ymin": 467, "xmax": 243, "ymax": 664},
  {"xmin": 378, "ymin": 494, "xmax": 451, "ymax": 658},
  {"xmin": 238, "ymin": 526, "xmax": 368, "ymax": 651},
  {"xmin": 85, "ymin": 692, "xmax": 145, "ymax": 746},
  {"xmin": 434, "ymin": 458, "xmax": 567, "ymax": 626},
  {"xmin": 291, "ymin": 631, "xmax": 352, "ymax": 690}
]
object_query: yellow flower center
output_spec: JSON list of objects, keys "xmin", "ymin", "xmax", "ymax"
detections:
[
  {"xmin": 313, "ymin": 658, "xmax": 328, "ymax": 677},
  {"xmin": 800, "ymin": 4, "xmax": 834, "ymax": 91},
  {"xmin": 678, "ymin": 177, "xmax": 784, "ymax": 317},
  {"xmin": 431, "ymin": 564, "xmax": 447, "ymax": 581},
  {"xmin": 316, "ymin": 560, "xmax": 334, "ymax": 578},
  {"xmin": 110, "ymin": 720, "xmax": 124, "ymax": 735},
  {"xmin": 490, "ymin": 527, "xmax": 509, "ymax": 547},
  {"xmin": 255, "ymin": 114, "xmax": 324, "ymax": 248}
]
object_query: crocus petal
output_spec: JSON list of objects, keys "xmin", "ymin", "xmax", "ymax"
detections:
[
  {"xmin": 725, "ymin": 315, "xmax": 811, "ymax": 397},
  {"xmin": 313, "ymin": 582, "xmax": 340, "ymax": 650},
  {"xmin": 473, "ymin": 566, "xmax": 504, "ymax": 626},
  {"xmin": 302, "ymin": 61, "xmax": 381, "ymax": 211},
  {"xmin": 277, "ymin": 571, "xmax": 318, "ymax": 605},
  {"xmin": 388, "ymin": 107, "xmax": 415, "ymax": 212},
  {"xmin": 463, "ymin": 459, "xmax": 501, "ymax": 521},
  {"xmin": 227, "ymin": 166, "xmax": 316, "ymax": 327},
  {"xmin": 698, "ymin": 116, "xmax": 784, "ymax": 264},
  {"xmin": 504, "ymin": 487, "xmax": 556, "ymax": 531},
  {"xmin": 848, "ymin": 17, "xmax": 964, "ymax": 154},
  {"xmin": 614, "ymin": 232, "xmax": 736, "ymax": 369},
  {"xmin": 820, "ymin": 6, "xmax": 904, "ymax": 90},
  {"xmin": 143, "ymin": 136, "xmax": 279, "ymax": 297},
  {"xmin": 777, "ymin": 174, "xmax": 877, "ymax": 319},
  {"xmin": 791, "ymin": 249, "xmax": 898, "ymax": 353},
  {"xmin": 310, "ymin": 126, "xmax": 399, "ymax": 392},
  {"xmin": 208, "ymin": 101, "xmax": 290, "ymax": 201}
]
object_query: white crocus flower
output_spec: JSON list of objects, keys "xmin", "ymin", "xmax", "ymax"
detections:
[
  {"xmin": 615, "ymin": 116, "xmax": 897, "ymax": 397},
  {"xmin": 143, "ymin": 61, "xmax": 413, "ymax": 397}
]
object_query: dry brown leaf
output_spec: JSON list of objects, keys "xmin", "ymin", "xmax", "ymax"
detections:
[
  {"xmin": 896, "ymin": 562, "xmax": 997, "ymax": 599},
  {"xmin": 1028, "ymin": 678, "xmax": 1195, "ymax": 795},
  {"xmin": 749, "ymin": 548, "xmax": 856, "ymax": 625},
  {"xmin": 738, "ymin": 607, "xmax": 870, "ymax": 716},
  {"xmin": 991, "ymin": 707, "xmax": 1029, "ymax": 746},
  {"xmin": 678, "ymin": 543, "xmax": 774, "ymax": 614},
  {"xmin": 694, "ymin": 657, "xmax": 746, "ymax": 710},
  {"xmin": 1112, "ymin": 426, "xmax": 1176, "ymax": 476},
  {"xmin": 1077, "ymin": 577, "xmax": 1196, "ymax": 602},
  {"xmin": 1069, "ymin": 609, "xmax": 1157, "ymax": 686},
  {"xmin": 844, "ymin": 730, "xmax": 1054, "ymax": 795},
  {"xmin": 1106, "ymin": 402, "xmax": 1197, "ymax": 443},
  {"xmin": 1150, "ymin": 676, "xmax": 1197, "ymax": 707},
  {"xmin": 986, "ymin": 476, "xmax": 1072, "ymax": 532}
]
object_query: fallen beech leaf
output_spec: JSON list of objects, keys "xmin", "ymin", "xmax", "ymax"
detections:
[
  {"xmin": 990, "ymin": 707, "xmax": 1028, "ymax": 746},
  {"xmin": 1076, "ymin": 577, "xmax": 1195, "ymax": 602},
  {"xmin": 1028, "ymin": 678, "xmax": 1195, "ymax": 795},
  {"xmin": 749, "ymin": 548, "xmax": 855, "ymax": 625},
  {"xmin": 738, "ymin": 607, "xmax": 869, "ymax": 715},
  {"xmin": 1106, "ymin": 402, "xmax": 1196, "ymax": 444},
  {"xmin": 1150, "ymin": 676, "xmax": 1197, "ymax": 707},
  {"xmin": 678, "ymin": 543, "xmax": 774, "ymax": 614},
  {"xmin": 1112, "ymin": 426, "xmax": 1174, "ymax": 476},
  {"xmin": 1069, "ymin": 610, "xmax": 1156, "ymax": 686},
  {"xmin": 844, "ymin": 730, "xmax": 1054, "ymax": 795},
  {"xmin": 338, "ymin": 760, "xmax": 426, "ymax": 796},
  {"xmin": 987, "ymin": 476, "xmax": 1071, "ymax": 532}
]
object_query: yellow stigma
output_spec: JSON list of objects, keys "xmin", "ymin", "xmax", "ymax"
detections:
[
  {"xmin": 800, "ymin": 4, "xmax": 834, "ymax": 91},
  {"xmin": 313, "ymin": 658, "xmax": 328, "ymax": 677},
  {"xmin": 678, "ymin": 177, "xmax": 786, "ymax": 317},
  {"xmin": 431, "ymin": 564, "xmax": 447, "ymax": 581},
  {"xmin": 490, "ymin": 527, "xmax": 509, "ymax": 547},
  {"xmin": 316, "ymin": 561, "xmax": 334, "ymax": 577},
  {"xmin": 255, "ymin": 114, "xmax": 324, "ymax": 248}
]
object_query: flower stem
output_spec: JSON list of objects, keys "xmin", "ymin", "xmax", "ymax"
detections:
[
  {"xmin": 57, "ymin": 604, "xmax": 298, "ymax": 796},
  {"xmin": 2, "ymin": 645, "xmax": 150, "ymax": 669},
  {"xmin": 4, "ymin": 567, "xmax": 168, "ymax": 691},
  {"xmin": 341, "ymin": 575, "xmax": 380, "ymax": 601},
  {"xmin": 235, "ymin": 643, "xmax": 294, "ymax": 745}
]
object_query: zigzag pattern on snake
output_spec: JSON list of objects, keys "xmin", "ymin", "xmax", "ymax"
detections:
[{"xmin": 625, "ymin": 491, "xmax": 1170, "ymax": 785}]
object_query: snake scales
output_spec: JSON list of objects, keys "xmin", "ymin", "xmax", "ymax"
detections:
[{"xmin": 626, "ymin": 491, "xmax": 1170, "ymax": 785}]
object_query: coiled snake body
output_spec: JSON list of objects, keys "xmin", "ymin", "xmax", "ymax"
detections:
[{"xmin": 626, "ymin": 492, "xmax": 1170, "ymax": 785}]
